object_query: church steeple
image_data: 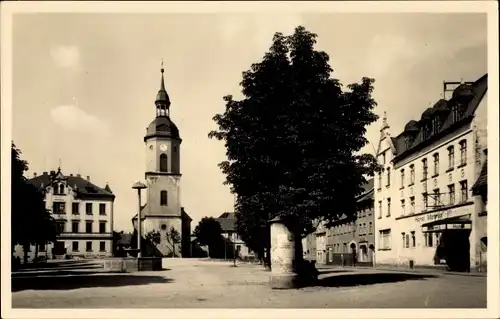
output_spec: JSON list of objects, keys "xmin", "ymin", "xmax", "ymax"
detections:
[{"xmin": 155, "ymin": 59, "xmax": 171, "ymax": 117}]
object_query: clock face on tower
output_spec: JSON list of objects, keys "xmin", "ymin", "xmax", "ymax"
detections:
[{"xmin": 159, "ymin": 144, "xmax": 167, "ymax": 152}]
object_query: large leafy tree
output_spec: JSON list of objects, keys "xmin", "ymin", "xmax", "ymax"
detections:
[
  {"xmin": 192, "ymin": 217, "xmax": 224, "ymax": 258},
  {"xmin": 11, "ymin": 143, "xmax": 59, "ymax": 263},
  {"xmin": 209, "ymin": 26, "xmax": 380, "ymax": 263}
]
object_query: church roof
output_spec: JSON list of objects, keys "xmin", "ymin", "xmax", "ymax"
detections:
[{"xmin": 144, "ymin": 116, "xmax": 180, "ymax": 141}]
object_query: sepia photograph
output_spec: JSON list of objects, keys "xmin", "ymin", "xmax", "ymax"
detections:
[{"xmin": 1, "ymin": 1, "xmax": 498, "ymax": 318}]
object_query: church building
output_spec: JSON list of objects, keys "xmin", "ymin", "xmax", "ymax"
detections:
[{"xmin": 132, "ymin": 65, "xmax": 192, "ymax": 257}]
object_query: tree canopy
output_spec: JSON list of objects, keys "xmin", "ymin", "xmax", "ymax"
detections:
[
  {"xmin": 208, "ymin": 26, "xmax": 380, "ymax": 256},
  {"xmin": 11, "ymin": 143, "xmax": 59, "ymax": 261}
]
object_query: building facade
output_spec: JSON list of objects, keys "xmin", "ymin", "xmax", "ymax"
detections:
[
  {"xmin": 14, "ymin": 169, "xmax": 115, "ymax": 261},
  {"xmin": 374, "ymin": 74, "xmax": 487, "ymax": 272},
  {"xmin": 325, "ymin": 179, "xmax": 375, "ymax": 266},
  {"xmin": 216, "ymin": 212, "xmax": 255, "ymax": 260},
  {"xmin": 132, "ymin": 66, "xmax": 192, "ymax": 257}
]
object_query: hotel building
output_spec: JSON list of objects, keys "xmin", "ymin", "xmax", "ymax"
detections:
[
  {"xmin": 374, "ymin": 74, "xmax": 487, "ymax": 272},
  {"xmin": 13, "ymin": 168, "xmax": 116, "ymax": 261}
]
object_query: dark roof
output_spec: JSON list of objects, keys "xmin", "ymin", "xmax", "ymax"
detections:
[
  {"xmin": 393, "ymin": 74, "xmax": 487, "ymax": 162},
  {"xmin": 181, "ymin": 207, "xmax": 192, "ymax": 221},
  {"xmin": 144, "ymin": 116, "xmax": 180, "ymax": 141},
  {"xmin": 357, "ymin": 188, "xmax": 374, "ymax": 203},
  {"xmin": 216, "ymin": 212, "xmax": 236, "ymax": 232},
  {"xmin": 360, "ymin": 178, "xmax": 374, "ymax": 194},
  {"xmin": 472, "ymin": 158, "xmax": 487, "ymax": 195},
  {"xmin": 28, "ymin": 169, "xmax": 114, "ymax": 199}
]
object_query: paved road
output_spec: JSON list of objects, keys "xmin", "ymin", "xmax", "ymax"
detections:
[{"xmin": 11, "ymin": 258, "xmax": 486, "ymax": 308}]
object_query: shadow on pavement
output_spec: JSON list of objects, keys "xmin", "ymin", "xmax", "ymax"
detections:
[
  {"xmin": 314, "ymin": 272, "xmax": 436, "ymax": 288},
  {"xmin": 12, "ymin": 270, "xmax": 107, "ymax": 278},
  {"xmin": 318, "ymin": 269, "xmax": 353, "ymax": 276},
  {"xmin": 12, "ymin": 274, "xmax": 173, "ymax": 292}
]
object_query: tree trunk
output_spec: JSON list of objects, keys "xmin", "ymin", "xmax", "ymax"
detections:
[{"xmin": 35, "ymin": 243, "xmax": 39, "ymax": 260}]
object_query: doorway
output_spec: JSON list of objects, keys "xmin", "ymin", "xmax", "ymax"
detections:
[
  {"xmin": 350, "ymin": 243, "xmax": 357, "ymax": 266},
  {"xmin": 440, "ymin": 229, "xmax": 471, "ymax": 272}
]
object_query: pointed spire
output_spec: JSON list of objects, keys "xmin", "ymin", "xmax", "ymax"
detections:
[
  {"xmin": 381, "ymin": 111, "xmax": 390, "ymax": 131},
  {"xmin": 105, "ymin": 183, "xmax": 113, "ymax": 194},
  {"xmin": 155, "ymin": 59, "xmax": 171, "ymax": 110}
]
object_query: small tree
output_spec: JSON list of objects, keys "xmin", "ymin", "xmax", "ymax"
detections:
[
  {"xmin": 193, "ymin": 217, "xmax": 224, "ymax": 258},
  {"xmin": 165, "ymin": 227, "xmax": 181, "ymax": 258},
  {"xmin": 145, "ymin": 230, "xmax": 161, "ymax": 248}
]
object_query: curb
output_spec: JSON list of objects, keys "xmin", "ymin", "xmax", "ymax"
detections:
[{"xmin": 317, "ymin": 265, "xmax": 487, "ymax": 277}]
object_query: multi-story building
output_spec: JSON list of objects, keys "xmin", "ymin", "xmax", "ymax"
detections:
[
  {"xmin": 216, "ymin": 212, "xmax": 255, "ymax": 260},
  {"xmin": 374, "ymin": 74, "xmax": 487, "ymax": 272},
  {"xmin": 325, "ymin": 179, "xmax": 375, "ymax": 266},
  {"xmin": 14, "ymin": 168, "xmax": 116, "ymax": 261}
]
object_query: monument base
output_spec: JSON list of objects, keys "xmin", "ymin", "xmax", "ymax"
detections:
[{"xmin": 270, "ymin": 272, "xmax": 300, "ymax": 289}]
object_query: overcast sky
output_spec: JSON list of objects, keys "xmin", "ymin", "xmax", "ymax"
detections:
[{"xmin": 11, "ymin": 12, "xmax": 487, "ymax": 232}]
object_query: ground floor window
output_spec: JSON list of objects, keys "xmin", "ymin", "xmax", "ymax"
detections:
[
  {"xmin": 99, "ymin": 241, "xmax": 106, "ymax": 252},
  {"xmin": 38, "ymin": 243, "xmax": 46, "ymax": 252},
  {"xmin": 379, "ymin": 229, "xmax": 391, "ymax": 249},
  {"xmin": 425, "ymin": 232, "xmax": 434, "ymax": 247},
  {"xmin": 72, "ymin": 241, "xmax": 79, "ymax": 251},
  {"xmin": 86, "ymin": 241, "xmax": 92, "ymax": 252}
]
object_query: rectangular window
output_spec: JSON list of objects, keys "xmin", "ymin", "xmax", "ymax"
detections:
[
  {"xmin": 448, "ymin": 184, "xmax": 455, "ymax": 205},
  {"xmin": 448, "ymin": 146, "xmax": 455, "ymax": 169},
  {"xmin": 386, "ymin": 198, "xmax": 391, "ymax": 217},
  {"xmin": 369, "ymin": 222, "xmax": 373, "ymax": 234},
  {"xmin": 423, "ymin": 192, "xmax": 428, "ymax": 209},
  {"xmin": 57, "ymin": 222, "xmax": 65, "ymax": 233},
  {"xmin": 426, "ymin": 233, "xmax": 433, "ymax": 247},
  {"xmin": 411, "ymin": 231, "xmax": 416, "ymax": 247},
  {"xmin": 433, "ymin": 188, "xmax": 440, "ymax": 206},
  {"xmin": 460, "ymin": 140, "xmax": 467, "ymax": 166},
  {"xmin": 38, "ymin": 242, "xmax": 46, "ymax": 252},
  {"xmin": 400, "ymin": 169, "xmax": 405, "ymax": 188},
  {"xmin": 433, "ymin": 153, "xmax": 439, "ymax": 176},
  {"xmin": 386, "ymin": 168, "xmax": 391, "ymax": 187},
  {"xmin": 378, "ymin": 201, "xmax": 382, "ymax": 218},
  {"xmin": 409, "ymin": 196, "xmax": 415, "ymax": 214},
  {"xmin": 86, "ymin": 241, "xmax": 92, "ymax": 252},
  {"xmin": 53, "ymin": 202, "xmax": 66, "ymax": 214},
  {"xmin": 405, "ymin": 234, "xmax": 410, "ymax": 248},
  {"xmin": 378, "ymin": 171, "xmax": 382, "ymax": 190},
  {"xmin": 86, "ymin": 203, "xmax": 93, "ymax": 215},
  {"xmin": 72, "ymin": 241, "xmax": 79, "ymax": 251},
  {"xmin": 460, "ymin": 180, "xmax": 468, "ymax": 202},
  {"xmin": 379, "ymin": 229, "xmax": 391, "ymax": 250},
  {"xmin": 86, "ymin": 221, "xmax": 92, "ymax": 234},
  {"xmin": 99, "ymin": 241, "xmax": 106, "ymax": 252},
  {"xmin": 72, "ymin": 221, "xmax": 79, "ymax": 233},
  {"xmin": 99, "ymin": 203, "xmax": 106, "ymax": 215},
  {"xmin": 409, "ymin": 164, "xmax": 415, "ymax": 185},
  {"xmin": 382, "ymin": 152, "xmax": 386, "ymax": 165},
  {"xmin": 72, "ymin": 202, "xmax": 79, "ymax": 215},
  {"xmin": 422, "ymin": 158, "xmax": 428, "ymax": 180},
  {"xmin": 160, "ymin": 190, "xmax": 168, "ymax": 206},
  {"xmin": 402, "ymin": 232, "xmax": 406, "ymax": 248},
  {"xmin": 99, "ymin": 222, "xmax": 106, "ymax": 234}
]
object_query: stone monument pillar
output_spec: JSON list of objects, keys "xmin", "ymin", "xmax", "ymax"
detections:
[{"xmin": 269, "ymin": 217, "xmax": 299, "ymax": 289}]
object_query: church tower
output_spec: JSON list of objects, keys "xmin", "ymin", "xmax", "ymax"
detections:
[{"xmin": 140, "ymin": 63, "xmax": 184, "ymax": 257}]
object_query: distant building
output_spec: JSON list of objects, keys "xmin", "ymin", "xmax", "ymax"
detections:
[
  {"xmin": 374, "ymin": 74, "xmax": 487, "ymax": 272},
  {"xmin": 131, "ymin": 66, "xmax": 192, "ymax": 257},
  {"xmin": 215, "ymin": 212, "xmax": 255, "ymax": 260},
  {"xmin": 14, "ymin": 168, "xmax": 115, "ymax": 261},
  {"xmin": 324, "ymin": 179, "xmax": 375, "ymax": 266}
]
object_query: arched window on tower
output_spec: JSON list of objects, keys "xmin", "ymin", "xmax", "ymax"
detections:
[
  {"xmin": 159, "ymin": 154, "xmax": 168, "ymax": 172},
  {"xmin": 160, "ymin": 190, "xmax": 168, "ymax": 206},
  {"xmin": 59, "ymin": 184, "xmax": 65, "ymax": 195}
]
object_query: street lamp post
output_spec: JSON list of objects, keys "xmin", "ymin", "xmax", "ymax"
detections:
[{"xmin": 132, "ymin": 181, "xmax": 147, "ymax": 258}]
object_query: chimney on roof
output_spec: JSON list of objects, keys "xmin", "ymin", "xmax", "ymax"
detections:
[
  {"xmin": 70, "ymin": 174, "xmax": 73, "ymax": 177},
  {"xmin": 50, "ymin": 170, "xmax": 56, "ymax": 175},
  {"xmin": 76, "ymin": 174, "xmax": 81, "ymax": 178},
  {"xmin": 33, "ymin": 172, "xmax": 37, "ymax": 178},
  {"xmin": 87, "ymin": 176, "xmax": 90, "ymax": 182},
  {"xmin": 43, "ymin": 171, "xmax": 48, "ymax": 175}
]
